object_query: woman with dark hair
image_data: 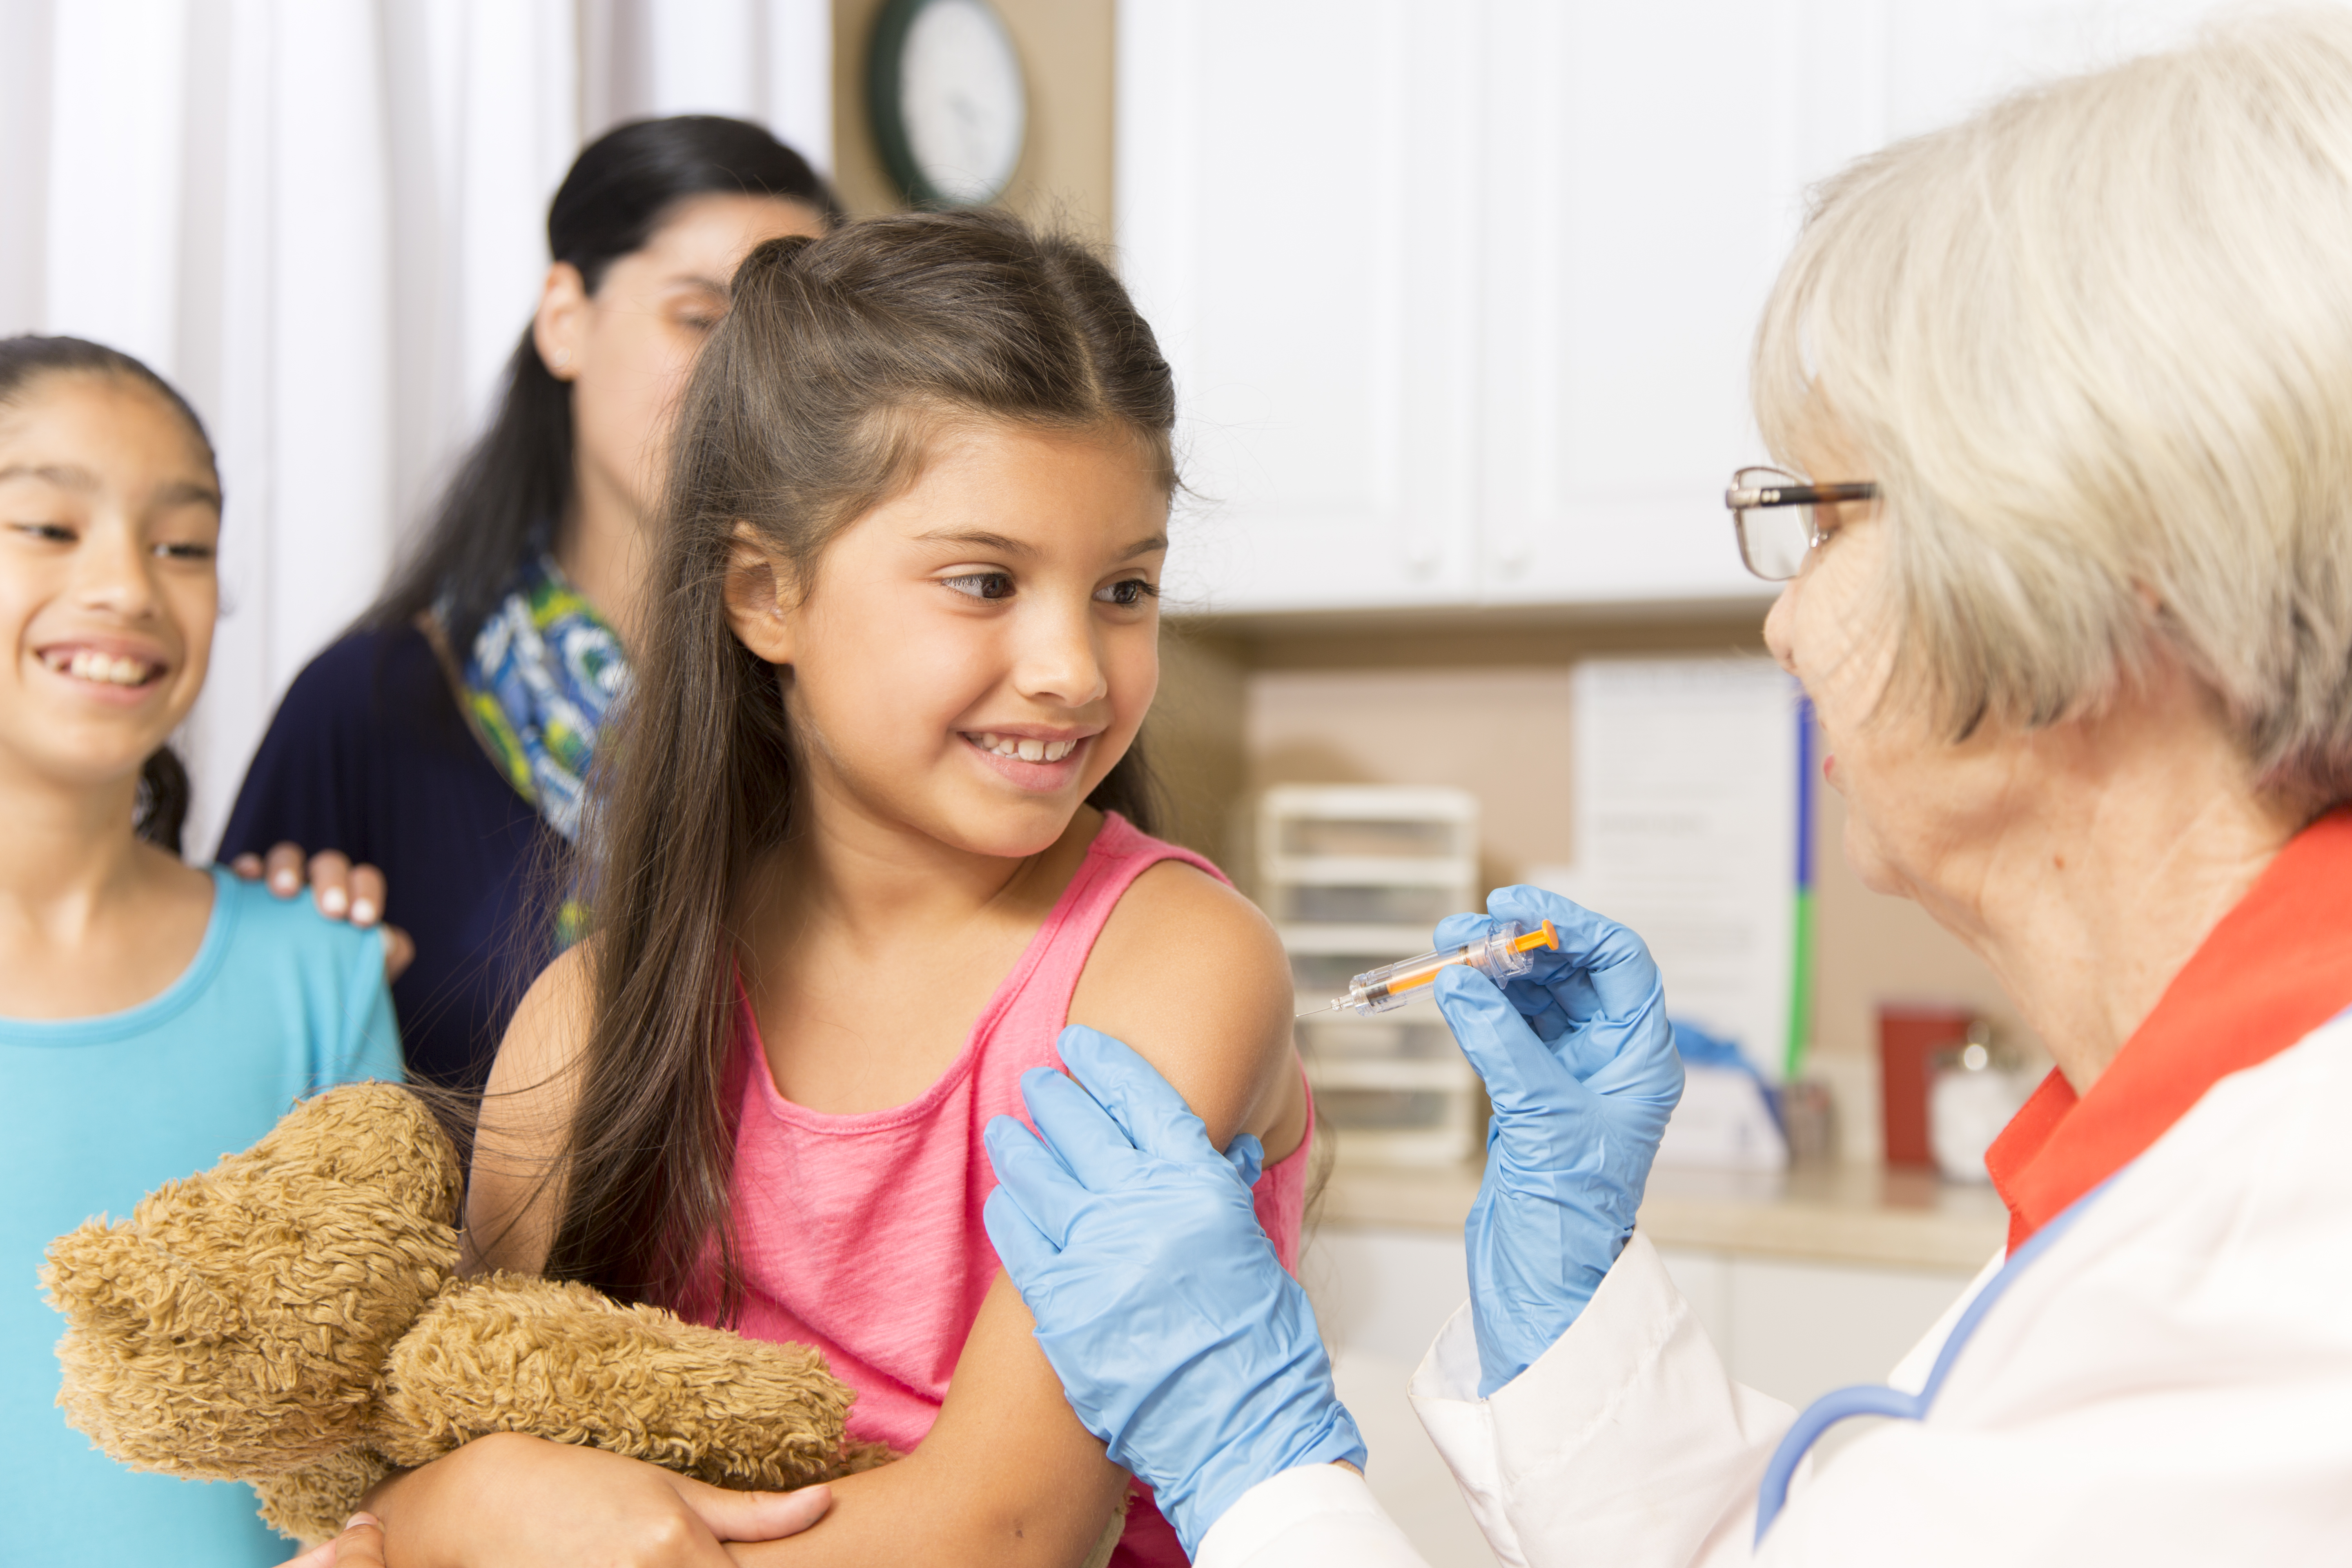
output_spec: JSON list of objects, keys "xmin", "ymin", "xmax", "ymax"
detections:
[{"xmin": 223, "ymin": 116, "xmax": 836, "ymax": 1093}]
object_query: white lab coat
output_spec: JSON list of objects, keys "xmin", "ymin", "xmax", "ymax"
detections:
[{"xmin": 1196, "ymin": 1013, "xmax": 2352, "ymax": 1567}]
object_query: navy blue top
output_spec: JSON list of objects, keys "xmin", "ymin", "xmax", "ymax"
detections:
[{"xmin": 221, "ymin": 626, "xmax": 557, "ymax": 1093}]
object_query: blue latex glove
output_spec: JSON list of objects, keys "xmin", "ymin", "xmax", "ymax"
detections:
[
  {"xmin": 1432, "ymin": 885, "xmax": 1684, "ymax": 1396},
  {"xmin": 982, "ymin": 1026, "xmax": 1366, "ymax": 1556}
]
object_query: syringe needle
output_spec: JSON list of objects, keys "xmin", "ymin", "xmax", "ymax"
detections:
[{"xmin": 1293, "ymin": 998, "xmax": 1343, "ymax": 1019}]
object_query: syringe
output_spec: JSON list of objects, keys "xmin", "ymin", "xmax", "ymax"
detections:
[{"xmin": 1296, "ymin": 919, "xmax": 1561, "ymax": 1018}]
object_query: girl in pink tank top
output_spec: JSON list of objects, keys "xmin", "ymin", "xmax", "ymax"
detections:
[
  {"xmin": 726, "ymin": 814, "xmax": 1311, "ymax": 1564},
  {"xmin": 430, "ymin": 211, "xmax": 1315, "ymax": 1568}
]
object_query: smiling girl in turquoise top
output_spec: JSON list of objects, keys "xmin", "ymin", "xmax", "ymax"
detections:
[{"xmin": 0, "ymin": 337, "xmax": 401, "ymax": 1565}]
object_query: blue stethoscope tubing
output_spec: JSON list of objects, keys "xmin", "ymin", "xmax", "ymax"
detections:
[{"xmin": 1752, "ymin": 1176, "xmax": 2117, "ymax": 1546}]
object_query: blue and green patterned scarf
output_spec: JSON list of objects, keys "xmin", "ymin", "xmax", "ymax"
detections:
[{"xmin": 457, "ymin": 552, "xmax": 629, "ymax": 844}]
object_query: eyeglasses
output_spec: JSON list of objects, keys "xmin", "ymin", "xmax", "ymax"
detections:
[{"xmin": 1724, "ymin": 466, "xmax": 1879, "ymax": 581}]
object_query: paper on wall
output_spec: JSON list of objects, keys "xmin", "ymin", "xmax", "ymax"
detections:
[{"xmin": 1529, "ymin": 655, "xmax": 1802, "ymax": 1084}]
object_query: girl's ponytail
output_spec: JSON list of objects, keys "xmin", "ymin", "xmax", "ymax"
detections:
[{"xmin": 134, "ymin": 747, "xmax": 192, "ymax": 855}]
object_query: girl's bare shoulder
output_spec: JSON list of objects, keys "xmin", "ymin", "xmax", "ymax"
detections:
[
  {"xmin": 486, "ymin": 942, "xmax": 598, "ymax": 1099},
  {"xmin": 1070, "ymin": 858, "xmax": 1298, "ymax": 1147},
  {"xmin": 1087, "ymin": 857, "xmax": 1288, "ymax": 991},
  {"xmin": 465, "ymin": 944, "xmax": 601, "ymax": 1272}
]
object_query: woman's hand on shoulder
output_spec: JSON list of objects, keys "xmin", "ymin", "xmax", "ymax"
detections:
[
  {"xmin": 231, "ymin": 842, "xmax": 414, "ymax": 982},
  {"xmin": 344, "ymin": 1433, "xmax": 831, "ymax": 1568},
  {"xmin": 1069, "ymin": 860, "xmax": 1305, "ymax": 1159},
  {"xmin": 463, "ymin": 945, "xmax": 598, "ymax": 1275}
]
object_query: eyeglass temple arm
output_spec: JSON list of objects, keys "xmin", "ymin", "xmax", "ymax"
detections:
[{"xmin": 1724, "ymin": 481, "xmax": 1880, "ymax": 510}]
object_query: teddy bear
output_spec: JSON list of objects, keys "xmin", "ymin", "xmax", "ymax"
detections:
[{"xmin": 40, "ymin": 1081, "xmax": 899, "ymax": 1548}]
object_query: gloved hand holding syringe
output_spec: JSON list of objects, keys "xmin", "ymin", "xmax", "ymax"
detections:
[{"xmin": 1296, "ymin": 918, "xmax": 1561, "ymax": 1018}]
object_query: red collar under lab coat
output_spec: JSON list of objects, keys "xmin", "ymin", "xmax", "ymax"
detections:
[{"xmin": 1985, "ymin": 805, "xmax": 2352, "ymax": 1251}]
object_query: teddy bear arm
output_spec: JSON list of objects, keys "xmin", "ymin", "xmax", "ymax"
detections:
[
  {"xmin": 252, "ymin": 1449, "xmax": 394, "ymax": 1549},
  {"xmin": 373, "ymin": 1277, "xmax": 878, "ymax": 1493}
]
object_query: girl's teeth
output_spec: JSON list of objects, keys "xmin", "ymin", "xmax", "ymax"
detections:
[
  {"xmin": 972, "ymin": 733, "xmax": 1078, "ymax": 763},
  {"xmin": 57, "ymin": 650, "xmax": 151, "ymax": 686}
]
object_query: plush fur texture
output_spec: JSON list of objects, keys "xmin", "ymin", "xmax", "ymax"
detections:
[{"xmin": 42, "ymin": 1083, "xmax": 891, "ymax": 1545}]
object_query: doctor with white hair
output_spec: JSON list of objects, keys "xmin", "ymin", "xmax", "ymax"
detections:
[{"xmin": 982, "ymin": 11, "xmax": 2352, "ymax": 1564}]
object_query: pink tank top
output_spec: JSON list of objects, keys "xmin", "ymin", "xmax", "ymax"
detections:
[{"xmin": 712, "ymin": 813, "xmax": 1311, "ymax": 1566}]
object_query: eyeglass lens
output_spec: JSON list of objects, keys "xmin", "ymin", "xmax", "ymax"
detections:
[
  {"xmin": 1739, "ymin": 506, "xmax": 1816, "ymax": 580},
  {"xmin": 1731, "ymin": 468, "xmax": 1815, "ymax": 581}
]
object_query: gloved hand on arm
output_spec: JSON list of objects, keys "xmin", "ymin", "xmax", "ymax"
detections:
[
  {"xmin": 983, "ymin": 1026, "xmax": 1367, "ymax": 1557},
  {"xmin": 1432, "ymin": 885, "xmax": 1683, "ymax": 1396}
]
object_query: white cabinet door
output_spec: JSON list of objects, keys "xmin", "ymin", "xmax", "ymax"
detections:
[
  {"xmin": 1118, "ymin": 0, "xmax": 2235, "ymax": 616},
  {"xmin": 1118, "ymin": 0, "xmax": 1483, "ymax": 614},
  {"xmin": 1477, "ymin": 1, "xmax": 1882, "ymax": 606},
  {"xmin": 1882, "ymin": 1, "xmax": 2223, "ymax": 146},
  {"xmin": 1119, "ymin": 0, "xmax": 1862, "ymax": 614},
  {"xmin": 1476, "ymin": 0, "xmax": 2223, "ymax": 606}
]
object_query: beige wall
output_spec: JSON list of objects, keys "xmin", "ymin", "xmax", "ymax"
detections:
[
  {"xmin": 831, "ymin": 0, "xmax": 1117, "ymax": 246},
  {"xmin": 1143, "ymin": 624, "xmax": 1251, "ymax": 863},
  {"xmin": 1180, "ymin": 614, "xmax": 2043, "ymax": 1108},
  {"xmin": 1245, "ymin": 666, "xmax": 1578, "ymax": 896},
  {"xmin": 1218, "ymin": 612, "xmax": 1771, "ymax": 889}
]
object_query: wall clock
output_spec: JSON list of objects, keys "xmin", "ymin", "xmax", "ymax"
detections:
[{"xmin": 868, "ymin": 0, "xmax": 1029, "ymax": 207}]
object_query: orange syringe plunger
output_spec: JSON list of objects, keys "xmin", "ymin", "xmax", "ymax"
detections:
[{"xmin": 1318, "ymin": 918, "xmax": 1561, "ymax": 1017}]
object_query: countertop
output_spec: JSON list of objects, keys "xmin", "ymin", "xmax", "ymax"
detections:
[{"xmin": 1321, "ymin": 1157, "xmax": 2010, "ymax": 1273}]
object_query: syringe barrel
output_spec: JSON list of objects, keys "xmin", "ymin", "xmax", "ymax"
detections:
[{"xmin": 1342, "ymin": 921, "xmax": 1539, "ymax": 1015}]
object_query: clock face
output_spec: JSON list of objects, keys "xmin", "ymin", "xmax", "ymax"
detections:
[{"xmin": 879, "ymin": 0, "xmax": 1027, "ymax": 206}]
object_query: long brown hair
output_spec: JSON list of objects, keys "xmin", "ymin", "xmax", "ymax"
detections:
[{"xmin": 541, "ymin": 210, "xmax": 1175, "ymax": 1314}]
